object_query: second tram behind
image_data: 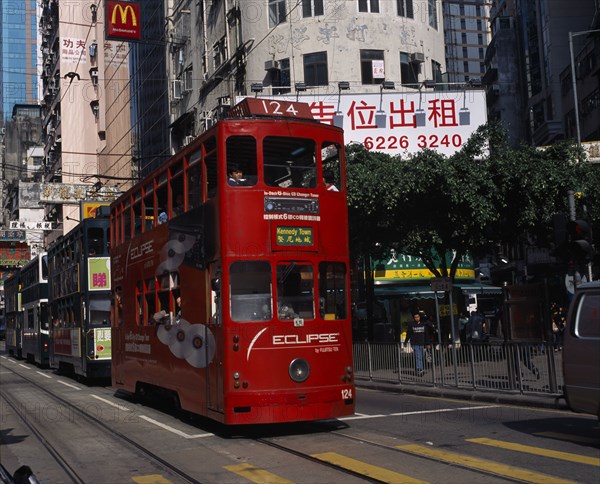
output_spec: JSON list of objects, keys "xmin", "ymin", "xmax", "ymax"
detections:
[
  {"xmin": 48, "ymin": 213, "xmax": 112, "ymax": 378},
  {"xmin": 20, "ymin": 253, "xmax": 50, "ymax": 366},
  {"xmin": 4, "ymin": 272, "xmax": 22, "ymax": 358}
]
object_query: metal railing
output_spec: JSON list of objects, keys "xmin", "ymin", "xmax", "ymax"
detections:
[{"xmin": 353, "ymin": 341, "xmax": 563, "ymax": 396}]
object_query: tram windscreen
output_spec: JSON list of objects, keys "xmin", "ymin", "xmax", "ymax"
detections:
[
  {"xmin": 89, "ymin": 296, "xmax": 111, "ymax": 325},
  {"xmin": 264, "ymin": 137, "xmax": 316, "ymax": 188},
  {"xmin": 277, "ymin": 263, "xmax": 314, "ymax": 320}
]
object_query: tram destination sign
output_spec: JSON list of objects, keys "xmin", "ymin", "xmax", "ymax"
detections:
[{"xmin": 275, "ymin": 226, "xmax": 314, "ymax": 246}]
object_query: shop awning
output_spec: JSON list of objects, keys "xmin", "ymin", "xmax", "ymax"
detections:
[
  {"xmin": 455, "ymin": 283, "xmax": 503, "ymax": 295},
  {"xmin": 374, "ymin": 283, "xmax": 502, "ymax": 299},
  {"xmin": 374, "ymin": 285, "xmax": 437, "ymax": 299}
]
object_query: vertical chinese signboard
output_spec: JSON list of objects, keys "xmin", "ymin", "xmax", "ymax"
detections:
[{"xmin": 88, "ymin": 257, "xmax": 111, "ymax": 291}]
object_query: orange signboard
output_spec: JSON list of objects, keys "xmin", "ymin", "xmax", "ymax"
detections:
[{"xmin": 106, "ymin": 1, "xmax": 141, "ymax": 41}]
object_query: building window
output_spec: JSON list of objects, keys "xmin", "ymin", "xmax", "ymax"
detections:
[
  {"xmin": 358, "ymin": 0, "xmax": 380, "ymax": 13},
  {"xmin": 303, "ymin": 52, "xmax": 328, "ymax": 86},
  {"xmin": 400, "ymin": 52, "xmax": 418, "ymax": 87},
  {"xmin": 428, "ymin": 0, "xmax": 438, "ymax": 30},
  {"xmin": 431, "ymin": 60, "xmax": 442, "ymax": 83},
  {"xmin": 269, "ymin": 0, "xmax": 287, "ymax": 28},
  {"xmin": 397, "ymin": 0, "xmax": 413, "ymax": 18},
  {"xmin": 213, "ymin": 37, "xmax": 226, "ymax": 69},
  {"xmin": 360, "ymin": 50, "xmax": 385, "ymax": 85},
  {"xmin": 273, "ymin": 58, "xmax": 291, "ymax": 95},
  {"xmin": 303, "ymin": 0, "xmax": 324, "ymax": 17},
  {"xmin": 499, "ymin": 17, "xmax": 511, "ymax": 29}
]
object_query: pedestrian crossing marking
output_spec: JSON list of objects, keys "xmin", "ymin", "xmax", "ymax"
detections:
[
  {"xmin": 312, "ymin": 452, "xmax": 428, "ymax": 484},
  {"xmin": 467, "ymin": 437, "xmax": 600, "ymax": 466},
  {"xmin": 131, "ymin": 476, "xmax": 172, "ymax": 483},
  {"xmin": 535, "ymin": 431, "xmax": 600, "ymax": 446},
  {"xmin": 224, "ymin": 463, "xmax": 294, "ymax": 484},
  {"xmin": 396, "ymin": 444, "xmax": 574, "ymax": 484}
]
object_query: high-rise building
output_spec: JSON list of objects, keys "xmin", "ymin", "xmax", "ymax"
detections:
[
  {"xmin": 0, "ymin": 1, "xmax": 39, "ymax": 123},
  {"xmin": 443, "ymin": 0, "xmax": 492, "ymax": 85},
  {"xmin": 485, "ymin": 0, "xmax": 597, "ymax": 147},
  {"xmin": 129, "ymin": 0, "xmax": 170, "ymax": 177},
  {"xmin": 38, "ymin": 0, "xmax": 132, "ymax": 242}
]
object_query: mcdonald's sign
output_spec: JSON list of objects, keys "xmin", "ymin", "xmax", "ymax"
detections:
[{"xmin": 106, "ymin": 1, "xmax": 141, "ymax": 41}]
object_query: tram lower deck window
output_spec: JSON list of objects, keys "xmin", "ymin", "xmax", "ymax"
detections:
[{"xmin": 229, "ymin": 261, "xmax": 272, "ymax": 322}]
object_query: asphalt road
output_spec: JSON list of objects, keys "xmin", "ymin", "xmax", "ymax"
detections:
[{"xmin": 1, "ymin": 344, "xmax": 599, "ymax": 484}]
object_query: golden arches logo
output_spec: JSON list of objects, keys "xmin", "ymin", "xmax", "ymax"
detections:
[{"xmin": 110, "ymin": 4, "xmax": 137, "ymax": 27}]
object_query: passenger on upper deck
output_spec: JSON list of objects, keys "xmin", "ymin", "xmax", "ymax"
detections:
[
  {"xmin": 324, "ymin": 171, "xmax": 339, "ymax": 191},
  {"xmin": 227, "ymin": 165, "xmax": 251, "ymax": 186}
]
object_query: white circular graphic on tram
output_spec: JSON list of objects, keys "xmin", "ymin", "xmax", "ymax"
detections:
[
  {"xmin": 157, "ymin": 318, "xmax": 190, "ymax": 346},
  {"xmin": 157, "ymin": 240, "xmax": 186, "ymax": 272},
  {"xmin": 183, "ymin": 324, "xmax": 216, "ymax": 368},
  {"xmin": 174, "ymin": 232, "xmax": 196, "ymax": 252}
]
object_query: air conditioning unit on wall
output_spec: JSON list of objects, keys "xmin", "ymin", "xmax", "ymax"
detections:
[
  {"xmin": 264, "ymin": 60, "xmax": 279, "ymax": 71},
  {"xmin": 411, "ymin": 52, "xmax": 425, "ymax": 63}
]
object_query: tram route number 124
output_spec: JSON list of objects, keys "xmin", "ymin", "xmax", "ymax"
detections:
[
  {"xmin": 341, "ymin": 388, "xmax": 353, "ymax": 400},
  {"xmin": 364, "ymin": 133, "xmax": 463, "ymax": 151}
]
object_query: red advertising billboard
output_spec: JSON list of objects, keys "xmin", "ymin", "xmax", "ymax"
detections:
[{"xmin": 106, "ymin": 1, "xmax": 141, "ymax": 41}]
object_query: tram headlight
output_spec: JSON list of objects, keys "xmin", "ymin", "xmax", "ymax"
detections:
[{"xmin": 289, "ymin": 358, "xmax": 310, "ymax": 383}]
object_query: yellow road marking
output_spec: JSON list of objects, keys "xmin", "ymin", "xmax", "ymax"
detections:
[
  {"xmin": 131, "ymin": 476, "xmax": 172, "ymax": 483},
  {"xmin": 224, "ymin": 463, "xmax": 294, "ymax": 484},
  {"xmin": 468, "ymin": 437, "xmax": 600, "ymax": 466},
  {"xmin": 535, "ymin": 431, "xmax": 600, "ymax": 446},
  {"xmin": 312, "ymin": 452, "xmax": 428, "ymax": 484},
  {"xmin": 396, "ymin": 444, "xmax": 574, "ymax": 484}
]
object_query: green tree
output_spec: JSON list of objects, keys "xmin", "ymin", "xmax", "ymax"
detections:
[{"xmin": 346, "ymin": 123, "xmax": 597, "ymax": 330}]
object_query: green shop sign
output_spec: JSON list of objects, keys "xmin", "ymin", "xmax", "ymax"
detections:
[{"xmin": 371, "ymin": 249, "xmax": 474, "ymax": 282}]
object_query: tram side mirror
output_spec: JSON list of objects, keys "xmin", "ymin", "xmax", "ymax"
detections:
[{"xmin": 211, "ymin": 277, "xmax": 221, "ymax": 294}]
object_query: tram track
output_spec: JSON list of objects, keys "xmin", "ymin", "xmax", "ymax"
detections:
[{"xmin": 1, "ymin": 363, "xmax": 203, "ymax": 484}]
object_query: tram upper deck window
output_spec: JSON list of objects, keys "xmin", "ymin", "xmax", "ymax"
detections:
[
  {"xmin": 264, "ymin": 137, "xmax": 316, "ymax": 188},
  {"xmin": 226, "ymin": 136, "xmax": 257, "ymax": 186},
  {"xmin": 41, "ymin": 255, "xmax": 49, "ymax": 281},
  {"xmin": 188, "ymin": 150, "xmax": 202, "ymax": 209},
  {"xmin": 87, "ymin": 227, "xmax": 105, "ymax": 256},
  {"xmin": 277, "ymin": 263, "xmax": 314, "ymax": 320},
  {"xmin": 205, "ymin": 137, "xmax": 218, "ymax": 197},
  {"xmin": 321, "ymin": 142, "xmax": 342, "ymax": 191},
  {"xmin": 229, "ymin": 261, "xmax": 272, "ymax": 322}
]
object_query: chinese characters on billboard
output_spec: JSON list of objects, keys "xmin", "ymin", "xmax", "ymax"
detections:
[{"xmin": 258, "ymin": 90, "xmax": 487, "ymax": 156}]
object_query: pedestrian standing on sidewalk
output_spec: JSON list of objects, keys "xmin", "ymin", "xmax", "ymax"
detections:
[{"xmin": 405, "ymin": 309, "xmax": 432, "ymax": 376}]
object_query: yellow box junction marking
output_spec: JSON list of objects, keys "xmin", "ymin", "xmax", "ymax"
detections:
[
  {"xmin": 396, "ymin": 444, "xmax": 574, "ymax": 484},
  {"xmin": 131, "ymin": 476, "xmax": 172, "ymax": 483},
  {"xmin": 224, "ymin": 463, "xmax": 294, "ymax": 484},
  {"xmin": 535, "ymin": 431, "xmax": 600, "ymax": 446},
  {"xmin": 312, "ymin": 452, "xmax": 428, "ymax": 484},
  {"xmin": 467, "ymin": 437, "xmax": 600, "ymax": 467}
]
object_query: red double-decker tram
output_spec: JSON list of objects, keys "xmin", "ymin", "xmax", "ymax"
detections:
[{"xmin": 110, "ymin": 98, "xmax": 355, "ymax": 424}]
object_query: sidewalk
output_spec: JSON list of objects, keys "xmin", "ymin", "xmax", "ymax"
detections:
[{"xmin": 355, "ymin": 378, "xmax": 570, "ymax": 410}]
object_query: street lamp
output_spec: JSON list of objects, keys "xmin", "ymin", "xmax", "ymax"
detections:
[{"xmin": 569, "ymin": 29, "xmax": 600, "ymax": 158}]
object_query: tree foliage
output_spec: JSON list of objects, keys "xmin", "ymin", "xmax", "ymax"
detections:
[{"xmin": 346, "ymin": 122, "xmax": 598, "ymax": 279}]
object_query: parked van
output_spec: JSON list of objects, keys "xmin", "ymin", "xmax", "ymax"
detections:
[{"xmin": 563, "ymin": 281, "xmax": 600, "ymax": 419}]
